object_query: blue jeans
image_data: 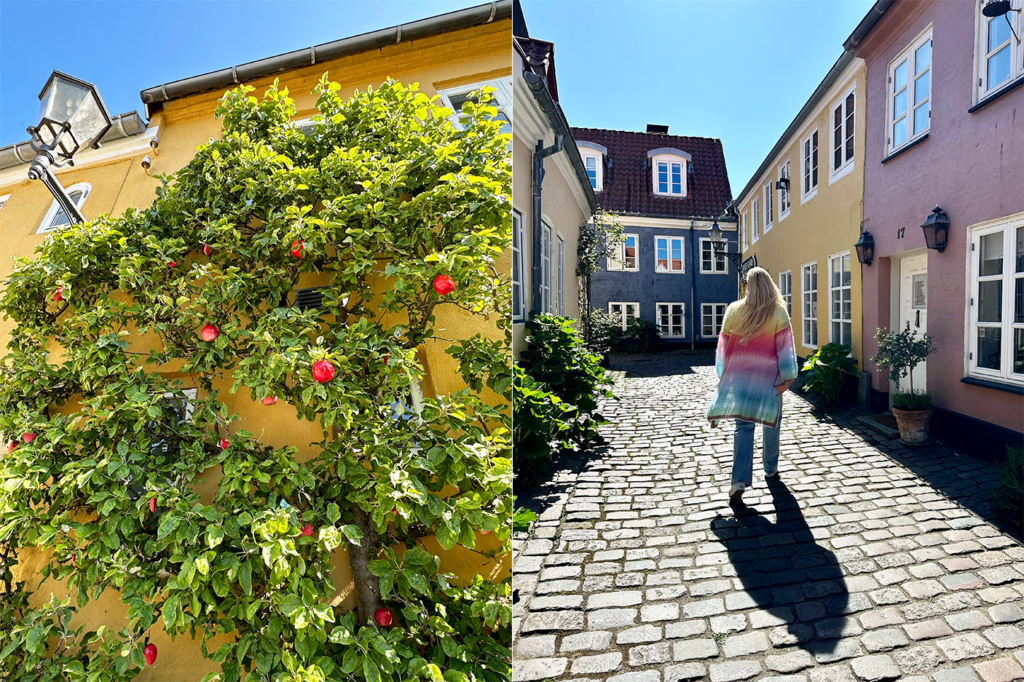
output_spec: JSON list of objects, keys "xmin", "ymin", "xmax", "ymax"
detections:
[{"xmin": 732, "ymin": 395, "xmax": 783, "ymax": 488}]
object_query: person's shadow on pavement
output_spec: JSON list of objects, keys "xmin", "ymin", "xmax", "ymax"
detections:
[{"xmin": 710, "ymin": 480, "xmax": 849, "ymax": 657}]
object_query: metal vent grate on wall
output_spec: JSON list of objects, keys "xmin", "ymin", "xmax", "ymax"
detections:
[{"xmin": 294, "ymin": 287, "xmax": 325, "ymax": 311}]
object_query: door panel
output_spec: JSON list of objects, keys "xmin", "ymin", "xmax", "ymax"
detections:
[{"xmin": 897, "ymin": 254, "xmax": 928, "ymax": 393}]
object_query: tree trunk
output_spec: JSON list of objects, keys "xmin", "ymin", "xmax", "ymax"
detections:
[{"xmin": 348, "ymin": 504, "xmax": 382, "ymax": 626}]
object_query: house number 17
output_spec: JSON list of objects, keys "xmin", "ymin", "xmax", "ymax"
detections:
[{"xmin": 897, "ymin": 227, "xmax": 905, "ymax": 239}]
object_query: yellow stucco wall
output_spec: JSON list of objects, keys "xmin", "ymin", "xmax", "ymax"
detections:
[
  {"xmin": 0, "ymin": 19, "xmax": 510, "ymax": 681},
  {"xmin": 737, "ymin": 59, "xmax": 866, "ymax": 367}
]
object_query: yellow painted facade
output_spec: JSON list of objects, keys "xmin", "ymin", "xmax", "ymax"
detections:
[
  {"xmin": 736, "ymin": 58, "xmax": 866, "ymax": 367},
  {"xmin": 0, "ymin": 18, "xmax": 510, "ymax": 682}
]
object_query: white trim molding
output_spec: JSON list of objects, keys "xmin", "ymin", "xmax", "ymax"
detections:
[
  {"xmin": 829, "ymin": 81, "xmax": 856, "ymax": 185},
  {"xmin": 37, "ymin": 182, "xmax": 92, "ymax": 234}
]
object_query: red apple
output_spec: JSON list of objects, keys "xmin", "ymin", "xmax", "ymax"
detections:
[
  {"xmin": 301, "ymin": 523, "xmax": 314, "ymax": 537},
  {"xmin": 203, "ymin": 243, "xmax": 211, "ymax": 256},
  {"xmin": 22, "ymin": 433, "xmax": 35, "ymax": 444},
  {"xmin": 7, "ymin": 441, "xmax": 16, "ymax": 454},
  {"xmin": 144, "ymin": 642, "xmax": 158, "ymax": 666},
  {"xmin": 218, "ymin": 438, "xmax": 230, "ymax": 450},
  {"xmin": 383, "ymin": 353, "xmax": 390, "ymax": 366},
  {"xmin": 312, "ymin": 359, "xmax": 335, "ymax": 383},
  {"xmin": 374, "ymin": 607, "xmax": 393, "ymax": 627},
  {"xmin": 52, "ymin": 286, "xmax": 64, "ymax": 302},
  {"xmin": 480, "ymin": 530, "xmax": 494, "ymax": 535},
  {"xmin": 261, "ymin": 395, "xmax": 278, "ymax": 406},
  {"xmin": 432, "ymin": 274, "xmax": 455, "ymax": 296},
  {"xmin": 290, "ymin": 240, "xmax": 303, "ymax": 258},
  {"xmin": 200, "ymin": 324, "xmax": 219, "ymax": 342},
  {"xmin": 149, "ymin": 498, "xmax": 157, "ymax": 513},
  {"xmin": 167, "ymin": 260, "xmax": 177, "ymax": 268},
  {"xmin": 71, "ymin": 553, "xmax": 76, "ymax": 567}
]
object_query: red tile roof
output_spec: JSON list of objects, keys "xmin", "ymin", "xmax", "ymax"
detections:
[{"xmin": 570, "ymin": 127, "xmax": 733, "ymax": 220}]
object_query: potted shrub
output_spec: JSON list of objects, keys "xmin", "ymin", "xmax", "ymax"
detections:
[
  {"xmin": 802, "ymin": 342, "xmax": 858, "ymax": 405},
  {"xmin": 871, "ymin": 322, "xmax": 938, "ymax": 445}
]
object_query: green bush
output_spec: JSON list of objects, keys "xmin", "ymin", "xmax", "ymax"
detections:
[
  {"xmin": 511, "ymin": 498, "xmax": 538, "ymax": 533},
  {"xmin": 891, "ymin": 390, "xmax": 932, "ymax": 410},
  {"xmin": 614, "ymin": 317, "xmax": 662, "ymax": 353},
  {"xmin": 585, "ymin": 308, "xmax": 619, "ymax": 358},
  {"xmin": 992, "ymin": 446, "xmax": 1023, "ymax": 530},
  {"xmin": 512, "ymin": 365, "xmax": 574, "ymax": 480},
  {"xmin": 520, "ymin": 315, "xmax": 612, "ymax": 415},
  {"xmin": 801, "ymin": 343, "xmax": 858, "ymax": 404}
]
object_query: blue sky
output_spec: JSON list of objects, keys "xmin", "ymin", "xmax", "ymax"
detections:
[
  {"xmin": 0, "ymin": 0, "xmax": 475, "ymax": 146},
  {"xmin": 522, "ymin": 0, "xmax": 875, "ymax": 195}
]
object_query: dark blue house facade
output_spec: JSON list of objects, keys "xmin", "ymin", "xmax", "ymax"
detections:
[{"xmin": 571, "ymin": 125, "xmax": 739, "ymax": 346}]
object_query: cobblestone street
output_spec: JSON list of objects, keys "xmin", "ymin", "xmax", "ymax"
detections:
[{"xmin": 513, "ymin": 352, "xmax": 1024, "ymax": 682}]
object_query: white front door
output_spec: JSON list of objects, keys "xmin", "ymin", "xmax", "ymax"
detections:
[{"xmin": 897, "ymin": 253, "xmax": 928, "ymax": 393}]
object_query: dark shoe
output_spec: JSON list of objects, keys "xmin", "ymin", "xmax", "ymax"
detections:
[
  {"xmin": 765, "ymin": 471, "xmax": 780, "ymax": 482},
  {"xmin": 729, "ymin": 483, "xmax": 746, "ymax": 502}
]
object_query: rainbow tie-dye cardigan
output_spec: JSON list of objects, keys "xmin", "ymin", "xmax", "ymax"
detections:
[{"xmin": 706, "ymin": 302, "xmax": 798, "ymax": 428}]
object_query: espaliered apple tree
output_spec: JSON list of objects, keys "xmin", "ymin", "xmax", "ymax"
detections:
[{"xmin": 0, "ymin": 77, "xmax": 512, "ymax": 682}]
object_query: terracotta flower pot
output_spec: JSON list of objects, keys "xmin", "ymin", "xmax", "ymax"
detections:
[{"xmin": 891, "ymin": 407, "xmax": 932, "ymax": 446}]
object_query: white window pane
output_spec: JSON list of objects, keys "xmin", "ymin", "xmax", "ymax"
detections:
[
  {"xmin": 990, "ymin": 16, "xmax": 1011, "ymax": 52},
  {"xmin": 981, "ymin": 231, "xmax": 1004, "ymax": 276},
  {"xmin": 978, "ymin": 327, "xmax": 1001, "ymax": 369},
  {"xmin": 915, "ymin": 40, "xmax": 931, "ymax": 74},
  {"xmin": 894, "ymin": 60, "xmax": 908, "ymax": 91},
  {"xmin": 988, "ymin": 45, "xmax": 1011, "ymax": 88}
]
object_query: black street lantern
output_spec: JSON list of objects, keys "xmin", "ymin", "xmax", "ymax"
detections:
[
  {"xmin": 920, "ymin": 205, "xmax": 950, "ymax": 253},
  {"xmin": 709, "ymin": 219, "xmax": 723, "ymax": 245},
  {"xmin": 854, "ymin": 230, "xmax": 875, "ymax": 266},
  {"xmin": 982, "ymin": 0, "xmax": 1012, "ymax": 17},
  {"xmin": 25, "ymin": 71, "xmax": 112, "ymax": 226}
]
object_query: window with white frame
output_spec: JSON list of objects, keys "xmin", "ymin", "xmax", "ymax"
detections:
[
  {"xmin": 699, "ymin": 238, "xmax": 727, "ymax": 274},
  {"xmin": 968, "ymin": 216, "xmax": 1024, "ymax": 385},
  {"xmin": 38, "ymin": 183, "xmax": 91, "ymax": 233},
  {"xmin": 828, "ymin": 252, "xmax": 852, "ymax": 346},
  {"xmin": 540, "ymin": 222, "xmax": 552, "ymax": 313},
  {"xmin": 763, "ymin": 183, "xmax": 773, "ymax": 233},
  {"xmin": 752, "ymin": 199, "xmax": 760, "ymax": 243},
  {"xmin": 976, "ymin": 2, "xmax": 1024, "ymax": 101},
  {"xmin": 702, "ymin": 303, "xmax": 727, "ymax": 338},
  {"xmin": 609, "ymin": 302, "xmax": 639, "ymax": 330},
  {"xmin": 801, "ymin": 262, "xmax": 818, "ymax": 347},
  {"xmin": 831, "ymin": 86, "xmax": 856, "ymax": 180},
  {"xmin": 779, "ymin": 270, "xmax": 792, "ymax": 315},
  {"xmin": 656, "ymin": 303, "xmax": 686, "ymax": 338},
  {"xmin": 741, "ymin": 212, "xmax": 749, "ymax": 252},
  {"xmin": 438, "ymin": 79, "xmax": 513, "ymax": 136},
  {"xmin": 512, "ymin": 210, "xmax": 525, "ymax": 322},
  {"xmin": 887, "ymin": 30, "xmax": 932, "ymax": 155},
  {"xmin": 778, "ymin": 161, "xmax": 791, "ymax": 220},
  {"xmin": 0, "ymin": 194, "xmax": 9, "ymax": 213},
  {"xmin": 608, "ymin": 233, "xmax": 639, "ymax": 271},
  {"xmin": 655, "ymin": 235, "xmax": 685, "ymax": 273},
  {"xmin": 557, "ymin": 236, "xmax": 566, "ymax": 316},
  {"xmin": 801, "ymin": 128, "xmax": 818, "ymax": 200},
  {"xmin": 581, "ymin": 151, "xmax": 603, "ymax": 192},
  {"xmin": 650, "ymin": 154, "xmax": 687, "ymax": 197}
]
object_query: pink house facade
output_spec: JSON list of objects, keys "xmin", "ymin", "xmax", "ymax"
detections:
[{"xmin": 848, "ymin": 0, "xmax": 1023, "ymax": 458}]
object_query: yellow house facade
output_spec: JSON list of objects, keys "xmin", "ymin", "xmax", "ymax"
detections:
[
  {"xmin": 736, "ymin": 53, "xmax": 867, "ymax": 371},
  {"xmin": 0, "ymin": 4, "xmax": 511, "ymax": 680}
]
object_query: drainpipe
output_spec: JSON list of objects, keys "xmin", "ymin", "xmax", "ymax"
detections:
[
  {"xmin": 531, "ymin": 135, "xmax": 563, "ymax": 315},
  {"xmin": 690, "ymin": 219, "xmax": 698, "ymax": 350}
]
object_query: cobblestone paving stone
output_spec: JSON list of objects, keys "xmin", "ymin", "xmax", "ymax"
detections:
[{"xmin": 512, "ymin": 353, "xmax": 1024, "ymax": 682}]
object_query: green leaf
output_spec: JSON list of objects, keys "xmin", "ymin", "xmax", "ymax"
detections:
[
  {"xmin": 363, "ymin": 657, "xmax": 382, "ymax": 682},
  {"xmin": 157, "ymin": 514, "xmax": 180, "ymax": 540}
]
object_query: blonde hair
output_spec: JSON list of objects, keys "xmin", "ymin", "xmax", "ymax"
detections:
[{"xmin": 732, "ymin": 267, "xmax": 784, "ymax": 342}]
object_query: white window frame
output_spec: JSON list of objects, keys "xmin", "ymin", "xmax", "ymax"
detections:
[
  {"xmin": 0, "ymin": 194, "xmax": 10, "ymax": 214},
  {"xmin": 763, "ymin": 183, "xmax": 773, "ymax": 234},
  {"xmin": 37, "ymin": 182, "xmax": 91, "ymax": 234},
  {"xmin": 512, "ymin": 209, "xmax": 526, "ymax": 322},
  {"xmin": 437, "ymin": 79, "xmax": 513, "ymax": 132},
  {"xmin": 751, "ymin": 199, "xmax": 760, "ymax": 244},
  {"xmin": 967, "ymin": 214, "xmax": 1024, "ymax": 386},
  {"xmin": 778, "ymin": 161, "xmax": 791, "ymax": 222},
  {"xmin": 608, "ymin": 233, "xmax": 639, "ymax": 272},
  {"xmin": 886, "ymin": 29, "xmax": 932, "ymax": 157},
  {"xmin": 699, "ymin": 238, "xmax": 727, "ymax": 275},
  {"xmin": 654, "ymin": 235, "xmax": 685, "ymax": 274},
  {"xmin": 800, "ymin": 127, "xmax": 818, "ymax": 203},
  {"xmin": 801, "ymin": 261, "xmax": 818, "ymax": 349},
  {"xmin": 651, "ymin": 154, "xmax": 687, "ymax": 197},
  {"xmin": 779, "ymin": 270, "xmax": 792, "ymax": 316},
  {"xmin": 582, "ymin": 151, "xmax": 603, "ymax": 192},
  {"xmin": 540, "ymin": 222, "xmax": 552, "ymax": 314},
  {"xmin": 741, "ymin": 211, "xmax": 749, "ymax": 253},
  {"xmin": 609, "ymin": 302, "xmax": 639, "ymax": 331},
  {"xmin": 830, "ymin": 83, "xmax": 857, "ymax": 183},
  {"xmin": 701, "ymin": 303, "xmax": 727, "ymax": 338},
  {"xmin": 556, "ymin": 235, "xmax": 566, "ymax": 316},
  {"xmin": 656, "ymin": 302, "xmax": 686, "ymax": 338},
  {"xmin": 828, "ymin": 251, "xmax": 853, "ymax": 347},
  {"xmin": 974, "ymin": 2, "xmax": 1024, "ymax": 103}
]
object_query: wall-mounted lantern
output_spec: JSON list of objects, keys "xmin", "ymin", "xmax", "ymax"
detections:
[
  {"xmin": 920, "ymin": 205, "xmax": 950, "ymax": 253},
  {"xmin": 775, "ymin": 177, "xmax": 790, "ymax": 192},
  {"xmin": 25, "ymin": 71, "xmax": 113, "ymax": 225},
  {"xmin": 854, "ymin": 230, "xmax": 875, "ymax": 266}
]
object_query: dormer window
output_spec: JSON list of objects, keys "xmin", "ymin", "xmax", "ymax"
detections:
[
  {"xmin": 37, "ymin": 183, "xmax": 91, "ymax": 233},
  {"xmin": 648, "ymin": 148, "xmax": 691, "ymax": 197},
  {"xmin": 577, "ymin": 141, "xmax": 606, "ymax": 192}
]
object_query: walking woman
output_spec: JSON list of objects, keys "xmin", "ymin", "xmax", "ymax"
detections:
[{"xmin": 707, "ymin": 267, "xmax": 798, "ymax": 502}]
